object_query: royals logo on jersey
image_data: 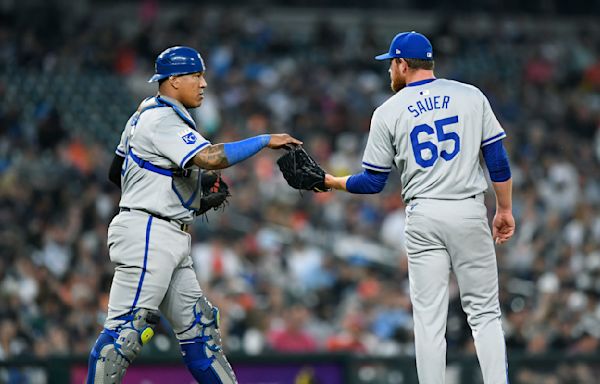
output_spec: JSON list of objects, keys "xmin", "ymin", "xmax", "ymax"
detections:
[{"xmin": 179, "ymin": 130, "xmax": 197, "ymax": 145}]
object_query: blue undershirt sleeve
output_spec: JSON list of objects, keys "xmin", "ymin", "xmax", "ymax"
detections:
[
  {"xmin": 482, "ymin": 139, "xmax": 511, "ymax": 182},
  {"xmin": 223, "ymin": 135, "xmax": 271, "ymax": 166},
  {"xmin": 346, "ymin": 169, "xmax": 389, "ymax": 194}
]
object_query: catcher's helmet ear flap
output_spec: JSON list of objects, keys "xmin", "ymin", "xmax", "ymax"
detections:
[{"xmin": 148, "ymin": 46, "xmax": 206, "ymax": 83}]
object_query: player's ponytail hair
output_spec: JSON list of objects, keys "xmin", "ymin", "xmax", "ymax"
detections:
[{"xmin": 404, "ymin": 58, "xmax": 435, "ymax": 71}]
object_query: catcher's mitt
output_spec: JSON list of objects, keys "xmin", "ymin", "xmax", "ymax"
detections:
[
  {"xmin": 277, "ymin": 146, "xmax": 330, "ymax": 192},
  {"xmin": 197, "ymin": 171, "xmax": 230, "ymax": 215}
]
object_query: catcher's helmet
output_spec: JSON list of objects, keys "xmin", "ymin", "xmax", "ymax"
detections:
[{"xmin": 148, "ymin": 46, "xmax": 206, "ymax": 83}]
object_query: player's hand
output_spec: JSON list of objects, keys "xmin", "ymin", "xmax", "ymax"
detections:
[
  {"xmin": 492, "ymin": 210, "xmax": 515, "ymax": 245},
  {"xmin": 267, "ymin": 134, "xmax": 303, "ymax": 149}
]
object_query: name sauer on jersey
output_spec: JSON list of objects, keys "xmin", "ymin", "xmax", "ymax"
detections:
[{"xmin": 407, "ymin": 95, "xmax": 451, "ymax": 118}]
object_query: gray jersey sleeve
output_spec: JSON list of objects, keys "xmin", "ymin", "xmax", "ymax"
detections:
[
  {"xmin": 361, "ymin": 108, "xmax": 395, "ymax": 172},
  {"xmin": 480, "ymin": 93, "xmax": 506, "ymax": 147},
  {"xmin": 151, "ymin": 118, "xmax": 210, "ymax": 169},
  {"xmin": 115, "ymin": 116, "xmax": 134, "ymax": 157}
]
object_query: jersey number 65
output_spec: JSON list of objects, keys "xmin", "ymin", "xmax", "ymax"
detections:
[{"xmin": 410, "ymin": 115, "xmax": 460, "ymax": 168}]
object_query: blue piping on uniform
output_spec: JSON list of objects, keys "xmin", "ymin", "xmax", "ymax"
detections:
[
  {"xmin": 481, "ymin": 132, "xmax": 506, "ymax": 146},
  {"xmin": 179, "ymin": 141, "xmax": 210, "ymax": 168},
  {"xmin": 361, "ymin": 161, "xmax": 392, "ymax": 171},
  {"xmin": 406, "ymin": 78, "xmax": 437, "ymax": 87},
  {"xmin": 172, "ymin": 173, "xmax": 201, "ymax": 210},
  {"xmin": 131, "ymin": 216, "xmax": 153, "ymax": 311}
]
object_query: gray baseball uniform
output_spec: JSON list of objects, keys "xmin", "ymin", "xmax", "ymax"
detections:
[
  {"xmin": 103, "ymin": 95, "xmax": 236, "ymax": 382},
  {"xmin": 86, "ymin": 46, "xmax": 241, "ymax": 384},
  {"xmin": 363, "ymin": 78, "xmax": 508, "ymax": 383},
  {"xmin": 107, "ymin": 95, "xmax": 208, "ymax": 325},
  {"xmin": 115, "ymin": 96, "xmax": 209, "ymax": 223}
]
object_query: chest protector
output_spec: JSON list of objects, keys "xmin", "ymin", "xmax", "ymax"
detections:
[{"xmin": 126, "ymin": 96, "xmax": 204, "ymax": 213}]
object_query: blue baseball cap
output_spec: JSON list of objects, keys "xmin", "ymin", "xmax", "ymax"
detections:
[
  {"xmin": 148, "ymin": 46, "xmax": 206, "ymax": 83},
  {"xmin": 375, "ymin": 31, "xmax": 433, "ymax": 61}
]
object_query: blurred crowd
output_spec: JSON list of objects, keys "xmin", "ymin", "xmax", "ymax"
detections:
[{"xmin": 1, "ymin": 2, "xmax": 600, "ymax": 382}]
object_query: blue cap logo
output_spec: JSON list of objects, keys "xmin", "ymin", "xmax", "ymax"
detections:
[{"xmin": 375, "ymin": 31, "xmax": 433, "ymax": 61}]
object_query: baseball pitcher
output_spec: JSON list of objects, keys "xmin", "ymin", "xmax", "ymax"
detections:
[
  {"xmin": 86, "ymin": 46, "xmax": 301, "ymax": 384},
  {"xmin": 321, "ymin": 32, "xmax": 515, "ymax": 384}
]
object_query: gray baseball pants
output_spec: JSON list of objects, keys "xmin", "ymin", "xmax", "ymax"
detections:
[
  {"xmin": 105, "ymin": 209, "xmax": 200, "ymax": 339},
  {"xmin": 405, "ymin": 194, "xmax": 508, "ymax": 384}
]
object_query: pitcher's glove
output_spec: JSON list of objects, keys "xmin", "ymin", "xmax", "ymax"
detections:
[
  {"xmin": 277, "ymin": 146, "xmax": 330, "ymax": 192},
  {"xmin": 197, "ymin": 171, "xmax": 230, "ymax": 215}
]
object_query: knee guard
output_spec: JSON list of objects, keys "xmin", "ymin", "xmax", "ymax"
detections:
[
  {"xmin": 179, "ymin": 296, "xmax": 237, "ymax": 384},
  {"xmin": 87, "ymin": 308, "xmax": 160, "ymax": 384}
]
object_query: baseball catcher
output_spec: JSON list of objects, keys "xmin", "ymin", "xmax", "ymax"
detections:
[
  {"xmin": 277, "ymin": 146, "xmax": 329, "ymax": 192},
  {"xmin": 88, "ymin": 45, "xmax": 302, "ymax": 384}
]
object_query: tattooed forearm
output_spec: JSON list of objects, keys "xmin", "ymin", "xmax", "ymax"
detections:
[{"xmin": 192, "ymin": 144, "xmax": 230, "ymax": 170}]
